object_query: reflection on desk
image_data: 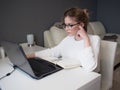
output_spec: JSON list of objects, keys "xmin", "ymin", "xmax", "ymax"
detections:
[{"xmin": 0, "ymin": 58, "xmax": 101, "ymax": 90}]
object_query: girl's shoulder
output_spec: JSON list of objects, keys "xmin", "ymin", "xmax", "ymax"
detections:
[
  {"xmin": 89, "ymin": 35, "xmax": 101, "ymax": 41},
  {"xmin": 62, "ymin": 36, "xmax": 74, "ymax": 41},
  {"xmin": 89, "ymin": 35, "xmax": 101, "ymax": 47}
]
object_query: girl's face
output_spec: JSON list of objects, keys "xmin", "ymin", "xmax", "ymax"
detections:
[{"xmin": 64, "ymin": 16, "xmax": 80, "ymax": 36}]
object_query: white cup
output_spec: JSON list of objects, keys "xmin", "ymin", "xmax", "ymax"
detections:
[{"xmin": 27, "ymin": 34, "xmax": 34, "ymax": 47}]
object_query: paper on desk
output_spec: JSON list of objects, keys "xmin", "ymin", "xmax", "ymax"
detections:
[
  {"xmin": 40, "ymin": 56, "xmax": 59, "ymax": 62},
  {"xmin": 55, "ymin": 59, "xmax": 81, "ymax": 69},
  {"xmin": 40, "ymin": 56, "xmax": 81, "ymax": 69}
]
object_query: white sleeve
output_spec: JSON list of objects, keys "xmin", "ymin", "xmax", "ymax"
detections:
[
  {"xmin": 80, "ymin": 36, "xmax": 100, "ymax": 72},
  {"xmin": 35, "ymin": 44, "xmax": 62, "ymax": 58},
  {"xmin": 35, "ymin": 36, "xmax": 68, "ymax": 58}
]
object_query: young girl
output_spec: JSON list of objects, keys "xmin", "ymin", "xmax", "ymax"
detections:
[{"xmin": 27, "ymin": 7, "xmax": 100, "ymax": 72}]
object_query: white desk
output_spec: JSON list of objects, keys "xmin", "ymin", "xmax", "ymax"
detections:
[
  {"xmin": 0, "ymin": 44, "xmax": 101, "ymax": 90},
  {"xmin": 20, "ymin": 43, "xmax": 46, "ymax": 54}
]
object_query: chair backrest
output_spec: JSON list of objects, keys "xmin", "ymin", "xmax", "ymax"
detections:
[
  {"xmin": 44, "ymin": 26, "xmax": 67, "ymax": 48},
  {"xmin": 100, "ymin": 40, "xmax": 117, "ymax": 90},
  {"xmin": 87, "ymin": 23, "xmax": 94, "ymax": 35},
  {"xmin": 89, "ymin": 21, "xmax": 106, "ymax": 39},
  {"xmin": 44, "ymin": 30, "xmax": 55, "ymax": 48}
]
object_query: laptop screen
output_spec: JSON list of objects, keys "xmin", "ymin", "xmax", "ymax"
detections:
[{"xmin": 1, "ymin": 41, "xmax": 35, "ymax": 78}]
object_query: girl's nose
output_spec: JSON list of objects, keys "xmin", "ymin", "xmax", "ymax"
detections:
[{"xmin": 65, "ymin": 27, "xmax": 71, "ymax": 31}]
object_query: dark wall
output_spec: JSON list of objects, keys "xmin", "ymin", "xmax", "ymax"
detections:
[
  {"xmin": 97, "ymin": 0, "xmax": 120, "ymax": 34},
  {"xmin": 0, "ymin": 0, "xmax": 97, "ymax": 46}
]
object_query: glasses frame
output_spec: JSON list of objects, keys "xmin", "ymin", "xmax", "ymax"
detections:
[{"xmin": 62, "ymin": 22, "xmax": 80, "ymax": 29}]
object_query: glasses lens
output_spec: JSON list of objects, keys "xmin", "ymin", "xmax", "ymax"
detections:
[{"xmin": 63, "ymin": 23, "xmax": 79, "ymax": 29}]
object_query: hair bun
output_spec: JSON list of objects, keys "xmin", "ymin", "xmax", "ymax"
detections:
[{"xmin": 83, "ymin": 9, "xmax": 89, "ymax": 18}]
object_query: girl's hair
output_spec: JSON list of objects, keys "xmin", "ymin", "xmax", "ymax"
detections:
[{"xmin": 63, "ymin": 7, "xmax": 89, "ymax": 32}]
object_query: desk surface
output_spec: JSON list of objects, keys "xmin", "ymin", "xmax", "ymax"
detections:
[
  {"xmin": 0, "ymin": 58, "xmax": 100, "ymax": 90},
  {"xmin": 20, "ymin": 43, "xmax": 46, "ymax": 54}
]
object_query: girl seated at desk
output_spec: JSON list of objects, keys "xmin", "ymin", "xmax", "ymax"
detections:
[{"xmin": 27, "ymin": 7, "xmax": 100, "ymax": 72}]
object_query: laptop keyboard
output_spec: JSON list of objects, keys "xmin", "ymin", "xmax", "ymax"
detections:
[{"xmin": 28, "ymin": 58, "xmax": 63, "ymax": 77}]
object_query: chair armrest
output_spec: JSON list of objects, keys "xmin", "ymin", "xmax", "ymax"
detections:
[
  {"xmin": 105, "ymin": 33, "xmax": 120, "ymax": 43},
  {"xmin": 103, "ymin": 34, "xmax": 118, "ymax": 42}
]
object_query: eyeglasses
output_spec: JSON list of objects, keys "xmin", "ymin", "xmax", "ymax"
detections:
[{"xmin": 62, "ymin": 22, "xmax": 79, "ymax": 29}]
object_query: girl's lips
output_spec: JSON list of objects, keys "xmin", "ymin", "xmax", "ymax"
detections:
[{"xmin": 66, "ymin": 32, "xmax": 70, "ymax": 34}]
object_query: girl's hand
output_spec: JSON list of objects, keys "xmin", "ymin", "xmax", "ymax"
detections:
[
  {"xmin": 26, "ymin": 53, "xmax": 35, "ymax": 58},
  {"xmin": 75, "ymin": 26, "xmax": 91, "ymax": 47},
  {"xmin": 75, "ymin": 26, "xmax": 89, "ymax": 41}
]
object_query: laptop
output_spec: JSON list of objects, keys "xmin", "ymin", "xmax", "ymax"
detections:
[{"xmin": 1, "ymin": 41, "xmax": 63, "ymax": 79}]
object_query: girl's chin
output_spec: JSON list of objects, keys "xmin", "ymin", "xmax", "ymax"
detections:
[
  {"xmin": 68, "ymin": 33, "xmax": 74, "ymax": 36},
  {"xmin": 68, "ymin": 35, "xmax": 74, "ymax": 37}
]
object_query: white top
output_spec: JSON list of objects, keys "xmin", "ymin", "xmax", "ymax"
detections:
[{"xmin": 35, "ymin": 35, "xmax": 100, "ymax": 72}]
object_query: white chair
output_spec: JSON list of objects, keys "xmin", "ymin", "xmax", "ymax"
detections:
[
  {"xmin": 100, "ymin": 40, "xmax": 117, "ymax": 90},
  {"xmin": 89, "ymin": 21, "xmax": 120, "ymax": 42},
  {"xmin": 44, "ymin": 26, "xmax": 67, "ymax": 48},
  {"xmin": 89, "ymin": 21, "xmax": 120, "ymax": 72}
]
